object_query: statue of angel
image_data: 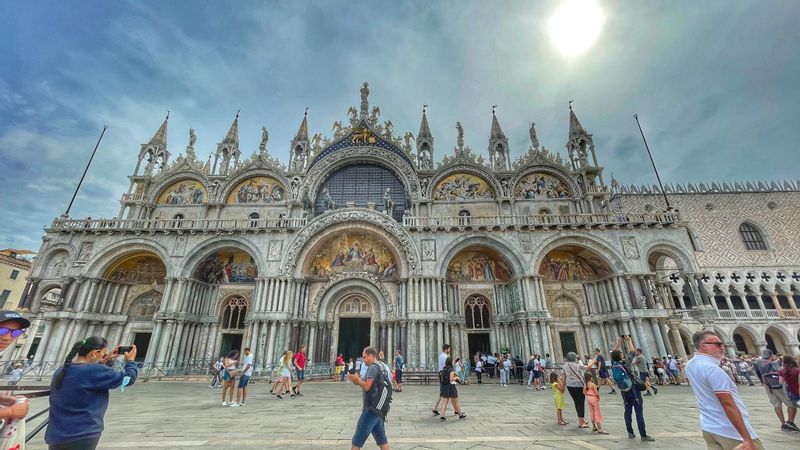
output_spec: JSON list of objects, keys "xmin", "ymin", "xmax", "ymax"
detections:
[
  {"xmin": 403, "ymin": 132, "xmax": 415, "ymax": 153},
  {"xmin": 370, "ymin": 106, "xmax": 381, "ymax": 123},
  {"xmin": 529, "ymin": 122, "xmax": 539, "ymax": 149},
  {"xmin": 456, "ymin": 121, "xmax": 464, "ymax": 148},
  {"xmin": 332, "ymin": 121, "xmax": 343, "ymax": 138},
  {"xmin": 189, "ymin": 128, "xmax": 196, "ymax": 148},
  {"xmin": 311, "ymin": 133, "xmax": 323, "ymax": 149},
  {"xmin": 383, "ymin": 120, "xmax": 393, "ymax": 137},
  {"xmin": 347, "ymin": 106, "xmax": 358, "ymax": 124}
]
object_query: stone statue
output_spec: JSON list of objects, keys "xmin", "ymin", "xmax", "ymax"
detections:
[
  {"xmin": 529, "ymin": 122, "xmax": 539, "ymax": 149},
  {"xmin": 495, "ymin": 150, "xmax": 506, "ymax": 171},
  {"xmin": 188, "ymin": 128, "xmax": 196, "ymax": 148},
  {"xmin": 321, "ymin": 188, "xmax": 336, "ymax": 211},
  {"xmin": 383, "ymin": 120, "xmax": 393, "ymax": 137},
  {"xmin": 383, "ymin": 188, "xmax": 395, "ymax": 214},
  {"xmin": 300, "ymin": 186, "xmax": 313, "ymax": 212},
  {"xmin": 403, "ymin": 132, "xmax": 415, "ymax": 152},
  {"xmin": 311, "ymin": 133, "xmax": 323, "ymax": 149},
  {"xmin": 347, "ymin": 106, "xmax": 358, "ymax": 124},
  {"xmin": 332, "ymin": 121, "xmax": 343, "ymax": 138},
  {"xmin": 456, "ymin": 121, "xmax": 464, "ymax": 149},
  {"xmin": 293, "ymin": 149, "xmax": 304, "ymax": 171},
  {"xmin": 370, "ymin": 106, "xmax": 381, "ymax": 123},
  {"xmin": 419, "ymin": 149, "xmax": 432, "ymax": 170},
  {"xmin": 259, "ymin": 127, "xmax": 269, "ymax": 152},
  {"xmin": 360, "ymin": 82, "xmax": 369, "ymax": 105}
]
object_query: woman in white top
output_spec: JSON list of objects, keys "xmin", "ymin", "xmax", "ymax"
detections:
[{"xmin": 562, "ymin": 352, "xmax": 589, "ymax": 428}]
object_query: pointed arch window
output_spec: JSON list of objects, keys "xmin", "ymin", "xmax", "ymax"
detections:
[
  {"xmin": 221, "ymin": 296, "xmax": 247, "ymax": 329},
  {"xmin": 464, "ymin": 295, "xmax": 491, "ymax": 329},
  {"xmin": 739, "ymin": 223, "xmax": 767, "ymax": 250}
]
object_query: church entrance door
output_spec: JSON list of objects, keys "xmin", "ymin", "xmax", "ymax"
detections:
[
  {"xmin": 338, "ymin": 318, "xmax": 371, "ymax": 362},
  {"xmin": 559, "ymin": 331, "xmax": 578, "ymax": 358},
  {"xmin": 219, "ymin": 333, "xmax": 243, "ymax": 356},
  {"xmin": 467, "ymin": 332, "xmax": 491, "ymax": 357},
  {"xmin": 132, "ymin": 332, "xmax": 152, "ymax": 362}
]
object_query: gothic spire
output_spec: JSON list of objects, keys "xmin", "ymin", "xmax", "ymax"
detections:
[
  {"xmin": 222, "ymin": 110, "xmax": 239, "ymax": 145},
  {"xmin": 417, "ymin": 105, "xmax": 432, "ymax": 140},
  {"xmin": 568, "ymin": 101, "xmax": 586, "ymax": 139},
  {"xmin": 148, "ymin": 111, "xmax": 169, "ymax": 147},
  {"xmin": 490, "ymin": 106, "xmax": 507, "ymax": 140},
  {"xmin": 294, "ymin": 108, "xmax": 309, "ymax": 142}
]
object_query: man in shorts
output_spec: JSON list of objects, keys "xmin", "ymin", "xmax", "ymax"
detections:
[
  {"xmin": 594, "ymin": 348, "xmax": 615, "ymax": 394},
  {"xmin": 236, "ymin": 347, "xmax": 254, "ymax": 405},
  {"xmin": 633, "ymin": 348, "xmax": 657, "ymax": 396},
  {"xmin": 754, "ymin": 349, "xmax": 799, "ymax": 431},
  {"xmin": 349, "ymin": 346, "xmax": 390, "ymax": 450},
  {"xmin": 393, "ymin": 349, "xmax": 404, "ymax": 392},
  {"xmin": 432, "ymin": 344, "xmax": 451, "ymax": 415},
  {"xmin": 293, "ymin": 344, "xmax": 307, "ymax": 397}
]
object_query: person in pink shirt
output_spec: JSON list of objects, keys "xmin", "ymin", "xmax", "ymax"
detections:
[{"xmin": 293, "ymin": 345, "xmax": 307, "ymax": 397}]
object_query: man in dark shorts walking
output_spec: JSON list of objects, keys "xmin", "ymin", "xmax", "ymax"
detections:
[
  {"xmin": 349, "ymin": 346, "xmax": 390, "ymax": 450},
  {"xmin": 394, "ymin": 349, "xmax": 404, "ymax": 392},
  {"xmin": 293, "ymin": 344, "xmax": 307, "ymax": 397},
  {"xmin": 594, "ymin": 348, "xmax": 615, "ymax": 394}
]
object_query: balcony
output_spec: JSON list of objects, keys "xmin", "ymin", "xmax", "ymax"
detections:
[
  {"xmin": 402, "ymin": 212, "xmax": 680, "ymax": 231},
  {"xmin": 48, "ymin": 217, "xmax": 307, "ymax": 234}
]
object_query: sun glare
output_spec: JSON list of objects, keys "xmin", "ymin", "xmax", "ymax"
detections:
[{"xmin": 548, "ymin": 0, "xmax": 605, "ymax": 57}]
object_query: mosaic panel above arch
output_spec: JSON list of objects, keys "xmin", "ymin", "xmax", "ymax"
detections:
[
  {"xmin": 306, "ymin": 232, "xmax": 397, "ymax": 280},
  {"xmin": 539, "ymin": 247, "xmax": 611, "ymax": 281},
  {"xmin": 514, "ymin": 172, "xmax": 572, "ymax": 199},
  {"xmin": 105, "ymin": 252, "xmax": 166, "ymax": 284},
  {"xmin": 446, "ymin": 247, "xmax": 513, "ymax": 282},
  {"xmin": 157, "ymin": 179, "xmax": 206, "ymax": 205},
  {"xmin": 194, "ymin": 248, "xmax": 257, "ymax": 283},
  {"xmin": 226, "ymin": 176, "xmax": 285, "ymax": 204},
  {"xmin": 432, "ymin": 173, "xmax": 494, "ymax": 201}
]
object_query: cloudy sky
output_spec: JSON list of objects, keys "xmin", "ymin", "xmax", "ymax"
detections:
[{"xmin": 1, "ymin": 1, "xmax": 798, "ymax": 250}]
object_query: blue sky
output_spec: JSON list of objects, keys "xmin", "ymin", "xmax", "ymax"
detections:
[{"xmin": 1, "ymin": 1, "xmax": 799, "ymax": 250}]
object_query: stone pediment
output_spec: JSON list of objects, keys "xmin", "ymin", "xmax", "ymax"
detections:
[
  {"xmin": 512, "ymin": 145, "xmax": 570, "ymax": 172},
  {"xmin": 438, "ymin": 145, "xmax": 491, "ymax": 171},
  {"xmin": 308, "ymin": 119, "xmax": 412, "ymax": 170},
  {"xmin": 153, "ymin": 152, "xmax": 210, "ymax": 183}
]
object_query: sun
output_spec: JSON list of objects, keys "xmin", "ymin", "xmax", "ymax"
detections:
[{"xmin": 548, "ymin": 0, "xmax": 605, "ymax": 57}]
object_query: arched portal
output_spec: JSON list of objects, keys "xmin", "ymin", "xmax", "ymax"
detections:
[
  {"xmin": 335, "ymin": 293, "xmax": 374, "ymax": 362},
  {"xmin": 219, "ymin": 295, "xmax": 248, "ymax": 356},
  {"xmin": 732, "ymin": 326, "xmax": 758, "ymax": 355},
  {"xmin": 464, "ymin": 294, "xmax": 492, "ymax": 356},
  {"xmin": 765, "ymin": 326, "xmax": 789, "ymax": 354}
]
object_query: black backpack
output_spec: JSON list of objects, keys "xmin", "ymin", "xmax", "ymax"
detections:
[{"xmin": 366, "ymin": 362, "xmax": 393, "ymax": 420}]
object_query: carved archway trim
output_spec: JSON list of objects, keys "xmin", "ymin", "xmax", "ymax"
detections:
[
  {"xmin": 282, "ymin": 208, "xmax": 419, "ymax": 276},
  {"xmin": 310, "ymin": 271, "xmax": 394, "ymax": 320},
  {"xmin": 304, "ymin": 146, "xmax": 420, "ymax": 201}
]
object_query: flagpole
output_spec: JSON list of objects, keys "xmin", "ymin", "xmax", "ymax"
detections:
[
  {"xmin": 633, "ymin": 114, "xmax": 671, "ymax": 211},
  {"xmin": 63, "ymin": 125, "xmax": 108, "ymax": 218}
]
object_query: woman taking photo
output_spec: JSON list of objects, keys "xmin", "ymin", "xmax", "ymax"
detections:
[
  {"xmin": 562, "ymin": 351, "xmax": 589, "ymax": 429},
  {"xmin": 221, "ymin": 350, "xmax": 239, "ymax": 406},
  {"xmin": 46, "ymin": 336, "xmax": 138, "ymax": 450}
]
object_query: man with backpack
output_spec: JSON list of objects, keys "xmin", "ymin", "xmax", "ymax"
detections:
[
  {"xmin": 754, "ymin": 349, "xmax": 799, "ymax": 432},
  {"xmin": 349, "ymin": 346, "xmax": 391, "ymax": 450},
  {"xmin": 611, "ymin": 335, "xmax": 656, "ymax": 442}
]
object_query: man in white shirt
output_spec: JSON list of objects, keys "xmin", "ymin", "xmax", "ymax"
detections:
[
  {"xmin": 431, "ymin": 344, "xmax": 451, "ymax": 416},
  {"xmin": 685, "ymin": 330, "xmax": 762, "ymax": 450},
  {"xmin": 236, "ymin": 347, "xmax": 255, "ymax": 406}
]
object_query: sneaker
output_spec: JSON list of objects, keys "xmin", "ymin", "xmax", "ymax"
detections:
[
  {"xmin": 276, "ymin": 394, "xmax": 283, "ymax": 399},
  {"xmin": 296, "ymin": 392, "xmax": 304, "ymax": 397},
  {"xmin": 643, "ymin": 392, "xmax": 652, "ymax": 396},
  {"xmin": 652, "ymin": 386, "xmax": 658, "ymax": 395},
  {"xmin": 527, "ymin": 386, "xmax": 532, "ymax": 390},
  {"xmin": 432, "ymin": 409, "xmax": 440, "ymax": 416},
  {"xmin": 628, "ymin": 433, "xmax": 636, "ymax": 439},
  {"xmin": 239, "ymin": 402, "xmax": 246, "ymax": 406},
  {"xmin": 641, "ymin": 435, "xmax": 655, "ymax": 442},
  {"xmin": 229, "ymin": 403, "xmax": 239, "ymax": 407},
  {"xmin": 785, "ymin": 421, "xmax": 800, "ymax": 431},
  {"xmin": 609, "ymin": 390, "xmax": 616, "ymax": 394},
  {"xmin": 222, "ymin": 401, "xmax": 228, "ymax": 407}
]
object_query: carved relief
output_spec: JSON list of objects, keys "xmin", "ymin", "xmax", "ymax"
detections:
[
  {"xmin": 267, "ymin": 240, "xmax": 283, "ymax": 261},
  {"xmin": 421, "ymin": 240, "xmax": 436, "ymax": 261},
  {"xmin": 310, "ymin": 271, "xmax": 395, "ymax": 320},
  {"xmin": 620, "ymin": 237, "xmax": 640, "ymax": 259},
  {"xmin": 76, "ymin": 242, "xmax": 94, "ymax": 262}
]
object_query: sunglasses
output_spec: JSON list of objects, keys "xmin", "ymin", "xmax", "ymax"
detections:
[
  {"xmin": 0, "ymin": 328, "xmax": 26, "ymax": 338},
  {"xmin": 702, "ymin": 341, "xmax": 725, "ymax": 348}
]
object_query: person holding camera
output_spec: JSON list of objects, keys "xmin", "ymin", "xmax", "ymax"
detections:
[
  {"xmin": 45, "ymin": 336, "xmax": 138, "ymax": 450},
  {"xmin": 0, "ymin": 311, "xmax": 30, "ymax": 426}
]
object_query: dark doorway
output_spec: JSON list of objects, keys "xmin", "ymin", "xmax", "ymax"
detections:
[
  {"xmin": 338, "ymin": 318, "xmax": 371, "ymax": 362},
  {"xmin": 132, "ymin": 332, "xmax": 152, "ymax": 362},
  {"xmin": 220, "ymin": 333, "xmax": 244, "ymax": 357},
  {"xmin": 559, "ymin": 331, "xmax": 578, "ymax": 358},
  {"xmin": 468, "ymin": 333, "xmax": 491, "ymax": 358}
]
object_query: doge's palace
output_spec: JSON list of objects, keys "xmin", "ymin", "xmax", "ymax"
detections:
[{"xmin": 13, "ymin": 84, "xmax": 800, "ymax": 375}]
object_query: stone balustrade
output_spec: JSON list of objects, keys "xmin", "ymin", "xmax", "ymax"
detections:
[
  {"xmin": 402, "ymin": 211, "xmax": 680, "ymax": 230},
  {"xmin": 48, "ymin": 216, "xmax": 307, "ymax": 233}
]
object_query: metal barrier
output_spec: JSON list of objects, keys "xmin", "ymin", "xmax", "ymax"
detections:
[{"xmin": 3, "ymin": 385, "xmax": 51, "ymax": 444}]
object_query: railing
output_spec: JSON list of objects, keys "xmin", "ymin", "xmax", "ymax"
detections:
[
  {"xmin": 782, "ymin": 309, "xmax": 800, "ymax": 318},
  {"xmin": 711, "ymin": 308, "xmax": 793, "ymax": 319},
  {"xmin": 765, "ymin": 310, "xmax": 781, "ymax": 318},
  {"xmin": 402, "ymin": 212, "xmax": 680, "ymax": 229},
  {"xmin": 121, "ymin": 192, "xmax": 146, "ymax": 201},
  {"xmin": 48, "ymin": 216, "xmax": 307, "ymax": 232},
  {"xmin": 586, "ymin": 185, "xmax": 610, "ymax": 194}
]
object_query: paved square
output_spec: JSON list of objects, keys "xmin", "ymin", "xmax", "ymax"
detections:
[{"xmin": 25, "ymin": 379, "xmax": 800, "ymax": 449}]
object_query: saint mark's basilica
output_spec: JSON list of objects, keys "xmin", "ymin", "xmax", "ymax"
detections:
[{"xmin": 10, "ymin": 84, "xmax": 800, "ymax": 374}]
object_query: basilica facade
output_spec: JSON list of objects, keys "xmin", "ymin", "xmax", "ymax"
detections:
[{"xmin": 13, "ymin": 84, "xmax": 800, "ymax": 373}]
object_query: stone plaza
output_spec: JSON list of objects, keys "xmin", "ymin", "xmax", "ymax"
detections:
[{"xmin": 23, "ymin": 379, "xmax": 800, "ymax": 449}]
